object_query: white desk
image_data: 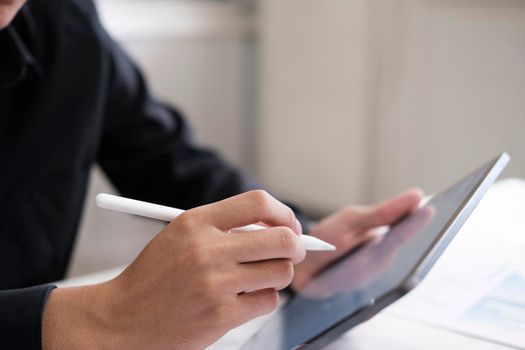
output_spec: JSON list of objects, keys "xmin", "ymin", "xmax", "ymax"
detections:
[
  {"xmin": 57, "ymin": 264, "xmax": 513, "ymax": 349},
  {"xmin": 58, "ymin": 267, "xmax": 511, "ymax": 349},
  {"xmin": 207, "ymin": 310, "xmax": 513, "ymax": 350},
  {"xmin": 59, "ymin": 179, "xmax": 524, "ymax": 349}
]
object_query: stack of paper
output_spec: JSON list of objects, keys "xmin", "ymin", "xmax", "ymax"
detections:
[{"xmin": 388, "ymin": 179, "xmax": 525, "ymax": 348}]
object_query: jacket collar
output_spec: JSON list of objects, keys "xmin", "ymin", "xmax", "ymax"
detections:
[{"xmin": 0, "ymin": 6, "xmax": 42, "ymax": 90}]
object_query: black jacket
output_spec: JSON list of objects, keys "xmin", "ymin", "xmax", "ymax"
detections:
[{"xmin": 0, "ymin": 0, "xmax": 307, "ymax": 347}]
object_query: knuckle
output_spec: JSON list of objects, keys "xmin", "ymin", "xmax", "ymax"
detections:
[
  {"xmin": 175, "ymin": 210, "xmax": 199, "ymax": 231},
  {"xmin": 343, "ymin": 206, "xmax": 358, "ymax": 219},
  {"xmin": 343, "ymin": 206, "xmax": 368, "ymax": 223},
  {"xmin": 250, "ymin": 190, "xmax": 272, "ymax": 210},
  {"xmin": 277, "ymin": 228, "xmax": 298, "ymax": 255}
]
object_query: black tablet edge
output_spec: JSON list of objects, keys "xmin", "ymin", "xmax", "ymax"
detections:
[
  {"xmin": 408, "ymin": 152, "xmax": 510, "ymax": 283},
  {"xmin": 305, "ymin": 152, "xmax": 510, "ymax": 349},
  {"xmin": 305, "ymin": 289, "xmax": 406, "ymax": 349}
]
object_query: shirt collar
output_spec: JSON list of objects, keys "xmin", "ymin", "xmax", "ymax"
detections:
[{"xmin": 0, "ymin": 6, "xmax": 42, "ymax": 91}]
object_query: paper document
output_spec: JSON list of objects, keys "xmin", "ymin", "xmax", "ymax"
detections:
[{"xmin": 387, "ymin": 179, "xmax": 525, "ymax": 349}]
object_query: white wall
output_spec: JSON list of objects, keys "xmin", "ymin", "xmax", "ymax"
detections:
[
  {"xmin": 369, "ymin": 0, "xmax": 525, "ymax": 200},
  {"xmin": 258, "ymin": 0, "xmax": 373, "ymax": 212},
  {"xmin": 258, "ymin": 0, "xmax": 525, "ymax": 212}
]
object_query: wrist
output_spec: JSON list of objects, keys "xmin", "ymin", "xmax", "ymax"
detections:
[{"xmin": 42, "ymin": 282, "xmax": 124, "ymax": 350}]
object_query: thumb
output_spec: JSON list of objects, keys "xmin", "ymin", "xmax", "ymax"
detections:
[{"xmin": 356, "ymin": 188, "xmax": 423, "ymax": 229}]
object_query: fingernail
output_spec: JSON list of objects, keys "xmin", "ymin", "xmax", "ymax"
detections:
[{"xmin": 295, "ymin": 219, "xmax": 303, "ymax": 235}]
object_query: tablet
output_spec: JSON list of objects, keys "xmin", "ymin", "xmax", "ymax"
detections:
[{"xmin": 241, "ymin": 153, "xmax": 510, "ymax": 350}]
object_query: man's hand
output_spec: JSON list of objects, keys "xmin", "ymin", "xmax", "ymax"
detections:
[
  {"xmin": 292, "ymin": 189, "xmax": 423, "ymax": 290},
  {"xmin": 42, "ymin": 190, "xmax": 305, "ymax": 350},
  {"xmin": 298, "ymin": 204, "xmax": 434, "ymax": 299}
]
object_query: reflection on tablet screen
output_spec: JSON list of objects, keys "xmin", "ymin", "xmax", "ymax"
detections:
[{"xmin": 242, "ymin": 158, "xmax": 499, "ymax": 350}]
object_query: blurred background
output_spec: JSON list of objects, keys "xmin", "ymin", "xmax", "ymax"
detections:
[{"xmin": 68, "ymin": 0, "xmax": 525, "ymax": 277}]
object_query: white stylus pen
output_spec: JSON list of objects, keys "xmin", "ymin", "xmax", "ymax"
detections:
[{"xmin": 96, "ymin": 193, "xmax": 336, "ymax": 251}]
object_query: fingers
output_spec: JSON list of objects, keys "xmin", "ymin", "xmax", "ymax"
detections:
[
  {"xmin": 228, "ymin": 226, "xmax": 306, "ymax": 264},
  {"xmin": 353, "ymin": 188, "xmax": 423, "ymax": 229},
  {"xmin": 232, "ymin": 259, "xmax": 294, "ymax": 293},
  {"xmin": 235, "ymin": 289, "xmax": 280, "ymax": 325},
  {"xmin": 192, "ymin": 190, "xmax": 301, "ymax": 234}
]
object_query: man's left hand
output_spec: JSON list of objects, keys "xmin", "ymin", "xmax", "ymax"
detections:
[{"xmin": 291, "ymin": 188, "xmax": 423, "ymax": 290}]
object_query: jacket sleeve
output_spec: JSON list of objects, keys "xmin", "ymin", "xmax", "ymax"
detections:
[
  {"xmin": 0, "ymin": 285, "xmax": 56, "ymax": 349},
  {"xmin": 97, "ymin": 38, "xmax": 260, "ymax": 209},
  {"xmin": 90, "ymin": 9, "xmax": 258, "ymax": 208},
  {"xmin": 90, "ymin": 3, "xmax": 311, "ymax": 226}
]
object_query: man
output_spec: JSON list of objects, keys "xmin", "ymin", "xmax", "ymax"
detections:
[{"xmin": 0, "ymin": 0, "xmax": 422, "ymax": 348}]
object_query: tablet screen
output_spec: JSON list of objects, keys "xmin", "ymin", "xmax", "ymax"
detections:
[{"xmin": 241, "ymin": 155, "xmax": 508, "ymax": 350}]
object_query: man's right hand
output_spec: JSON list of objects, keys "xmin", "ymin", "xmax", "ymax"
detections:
[{"xmin": 42, "ymin": 190, "xmax": 306, "ymax": 350}]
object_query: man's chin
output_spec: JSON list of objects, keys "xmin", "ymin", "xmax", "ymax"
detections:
[
  {"xmin": 0, "ymin": 17, "xmax": 14, "ymax": 30},
  {"xmin": 0, "ymin": 1, "xmax": 26, "ymax": 30}
]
